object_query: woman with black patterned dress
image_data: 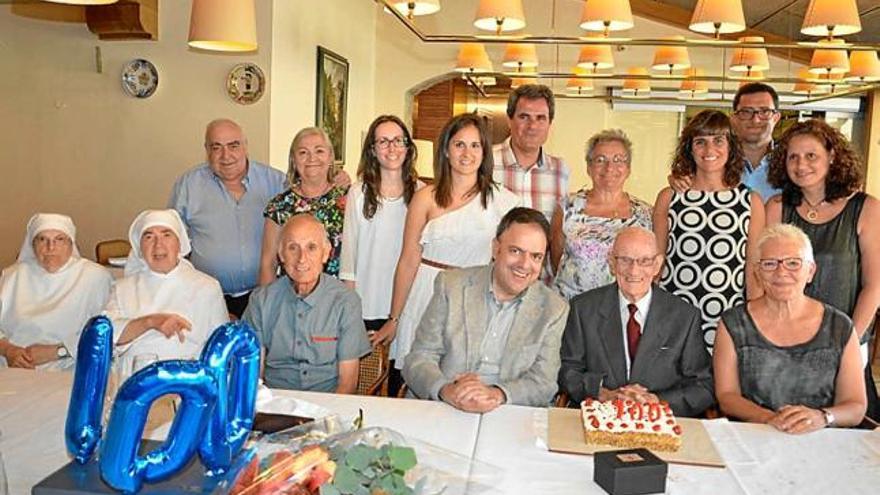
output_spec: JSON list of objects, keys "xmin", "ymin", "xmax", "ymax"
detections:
[
  {"xmin": 654, "ymin": 110, "xmax": 765, "ymax": 350},
  {"xmin": 765, "ymin": 118, "xmax": 880, "ymax": 421}
]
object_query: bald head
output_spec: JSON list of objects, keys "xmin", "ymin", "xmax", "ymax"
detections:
[
  {"xmin": 612, "ymin": 227, "xmax": 658, "ymax": 255},
  {"xmin": 278, "ymin": 214, "xmax": 331, "ymax": 295}
]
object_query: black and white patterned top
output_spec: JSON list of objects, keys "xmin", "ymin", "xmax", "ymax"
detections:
[{"xmin": 661, "ymin": 183, "xmax": 752, "ymax": 349}]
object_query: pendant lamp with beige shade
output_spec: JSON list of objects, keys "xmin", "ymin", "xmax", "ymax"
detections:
[
  {"xmin": 579, "ymin": 0, "xmax": 633, "ymax": 37},
  {"xmin": 474, "ymin": 0, "xmax": 525, "ymax": 35},
  {"xmin": 729, "ymin": 36, "xmax": 770, "ymax": 78},
  {"xmin": 188, "ymin": 0, "xmax": 257, "ymax": 52},
  {"xmin": 688, "ymin": 0, "xmax": 746, "ymax": 39},
  {"xmin": 390, "ymin": 0, "xmax": 441, "ymax": 20},
  {"xmin": 801, "ymin": 0, "xmax": 861, "ymax": 39}
]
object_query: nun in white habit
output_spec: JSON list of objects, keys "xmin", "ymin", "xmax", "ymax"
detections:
[
  {"xmin": 105, "ymin": 209, "xmax": 228, "ymax": 362},
  {"xmin": 0, "ymin": 213, "xmax": 112, "ymax": 370}
]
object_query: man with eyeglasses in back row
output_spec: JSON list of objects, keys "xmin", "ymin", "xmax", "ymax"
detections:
[{"xmin": 669, "ymin": 82, "xmax": 782, "ymax": 201}]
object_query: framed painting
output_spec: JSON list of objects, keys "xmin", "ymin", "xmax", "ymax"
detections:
[{"xmin": 315, "ymin": 46, "xmax": 349, "ymax": 165}]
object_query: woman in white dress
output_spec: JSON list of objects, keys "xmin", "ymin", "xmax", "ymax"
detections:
[
  {"xmin": 105, "ymin": 209, "xmax": 228, "ymax": 363},
  {"xmin": 340, "ymin": 115, "xmax": 424, "ymax": 391},
  {"xmin": 0, "ymin": 213, "xmax": 112, "ymax": 369},
  {"xmin": 371, "ymin": 114, "xmax": 520, "ymax": 375}
]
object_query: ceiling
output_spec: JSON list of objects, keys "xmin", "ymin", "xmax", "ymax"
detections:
[{"xmin": 381, "ymin": 0, "xmax": 879, "ymax": 100}]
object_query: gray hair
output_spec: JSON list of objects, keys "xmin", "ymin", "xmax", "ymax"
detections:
[
  {"xmin": 204, "ymin": 118, "xmax": 246, "ymax": 147},
  {"xmin": 755, "ymin": 224, "xmax": 814, "ymax": 263},
  {"xmin": 585, "ymin": 128, "xmax": 633, "ymax": 164}
]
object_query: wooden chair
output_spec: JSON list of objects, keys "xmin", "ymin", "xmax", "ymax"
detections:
[
  {"xmin": 95, "ymin": 239, "xmax": 131, "ymax": 265},
  {"xmin": 356, "ymin": 343, "xmax": 390, "ymax": 396}
]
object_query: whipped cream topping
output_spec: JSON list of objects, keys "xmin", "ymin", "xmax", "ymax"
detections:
[{"xmin": 581, "ymin": 398, "xmax": 682, "ymax": 436}]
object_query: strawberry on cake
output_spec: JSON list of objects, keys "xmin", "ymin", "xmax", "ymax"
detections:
[{"xmin": 581, "ymin": 397, "xmax": 682, "ymax": 452}]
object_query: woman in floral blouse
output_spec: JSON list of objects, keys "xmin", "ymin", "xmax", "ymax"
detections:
[{"xmin": 258, "ymin": 127, "xmax": 348, "ymax": 284}]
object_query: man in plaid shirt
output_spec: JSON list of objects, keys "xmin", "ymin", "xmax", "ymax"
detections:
[{"xmin": 492, "ymin": 84, "xmax": 570, "ymax": 223}]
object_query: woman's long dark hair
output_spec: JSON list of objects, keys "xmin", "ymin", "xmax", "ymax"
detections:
[
  {"xmin": 670, "ymin": 110, "xmax": 745, "ymax": 188},
  {"xmin": 433, "ymin": 113, "xmax": 496, "ymax": 209},
  {"xmin": 356, "ymin": 115, "xmax": 419, "ymax": 219}
]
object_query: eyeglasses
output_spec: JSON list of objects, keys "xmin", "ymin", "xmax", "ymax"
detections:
[
  {"xmin": 590, "ymin": 154, "xmax": 630, "ymax": 167},
  {"xmin": 613, "ymin": 255, "xmax": 656, "ymax": 268},
  {"xmin": 733, "ymin": 108, "xmax": 778, "ymax": 121},
  {"xmin": 757, "ymin": 257, "xmax": 804, "ymax": 272},
  {"xmin": 374, "ymin": 137, "xmax": 409, "ymax": 150}
]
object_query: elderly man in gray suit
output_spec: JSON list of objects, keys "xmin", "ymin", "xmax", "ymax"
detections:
[
  {"xmin": 403, "ymin": 207, "xmax": 569, "ymax": 412},
  {"xmin": 558, "ymin": 226, "xmax": 714, "ymax": 417}
]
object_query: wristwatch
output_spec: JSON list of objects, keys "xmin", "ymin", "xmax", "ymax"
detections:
[
  {"xmin": 820, "ymin": 408, "xmax": 835, "ymax": 427},
  {"xmin": 56, "ymin": 344, "xmax": 70, "ymax": 359}
]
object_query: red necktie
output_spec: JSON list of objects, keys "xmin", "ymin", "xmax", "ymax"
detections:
[{"xmin": 626, "ymin": 303, "xmax": 641, "ymax": 365}]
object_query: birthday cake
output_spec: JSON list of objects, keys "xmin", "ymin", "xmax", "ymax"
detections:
[{"xmin": 581, "ymin": 397, "xmax": 682, "ymax": 452}]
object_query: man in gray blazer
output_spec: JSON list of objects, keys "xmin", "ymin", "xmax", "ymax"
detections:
[
  {"xmin": 558, "ymin": 227, "xmax": 714, "ymax": 417},
  {"xmin": 404, "ymin": 208, "xmax": 569, "ymax": 412}
]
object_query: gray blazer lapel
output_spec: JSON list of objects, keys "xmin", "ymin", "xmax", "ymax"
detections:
[
  {"xmin": 598, "ymin": 284, "xmax": 627, "ymax": 385},
  {"xmin": 462, "ymin": 268, "xmax": 490, "ymax": 371},
  {"xmin": 629, "ymin": 287, "xmax": 671, "ymax": 382}
]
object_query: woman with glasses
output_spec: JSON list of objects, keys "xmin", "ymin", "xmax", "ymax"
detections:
[
  {"xmin": 339, "ymin": 115, "xmax": 423, "ymax": 390},
  {"xmin": 713, "ymin": 224, "xmax": 866, "ymax": 432},
  {"xmin": 370, "ymin": 113, "xmax": 519, "ymax": 379},
  {"xmin": 765, "ymin": 118, "xmax": 880, "ymax": 421},
  {"xmin": 654, "ymin": 110, "xmax": 765, "ymax": 350},
  {"xmin": 259, "ymin": 127, "xmax": 349, "ymax": 284},
  {"xmin": 550, "ymin": 129, "xmax": 652, "ymax": 300},
  {"xmin": 0, "ymin": 214, "xmax": 112, "ymax": 369}
]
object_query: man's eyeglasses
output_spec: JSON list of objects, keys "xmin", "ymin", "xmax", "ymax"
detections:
[
  {"xmin": 590, "ymin": 155, "xmax": 630, "ymax": 167},
  {"xmin": 733, "ymin": 108, "xmax": 778, "ymax": 121},
  {"xmin": 757, "ymin": 257, "xmax": 804, "ymax": 272},
  {"xmin": 613, "ymin": 255, "xmax": 656, "ymax": 268},
  {"xmin": 374, "ymin": 137, "xmax": 409, "ymax": 150}
]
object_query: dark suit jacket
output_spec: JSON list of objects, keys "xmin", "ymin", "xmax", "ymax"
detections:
[{"xmin": 558, "ymin": 282, "xmax": 714, "ymax": 417}]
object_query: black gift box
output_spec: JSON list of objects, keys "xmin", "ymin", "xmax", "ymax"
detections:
[{"xmin": 593, "ymin": 448, "xmax": 668, "ymax": 495}]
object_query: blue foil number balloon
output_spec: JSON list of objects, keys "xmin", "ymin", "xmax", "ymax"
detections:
[
  {"xmin": 64, "ymin": 320, "xmax": 262, "ymax": 493},
  {"xmin": 64, "ymin": 316, "xmax": 113, "ymax": 464},
  {"xmin": 100, "ymin": 361, "xmax": 219, "ymax": 493},
  {"xmin": 198, "ymin": 321, "xmax": 261, "ymax": 473}
]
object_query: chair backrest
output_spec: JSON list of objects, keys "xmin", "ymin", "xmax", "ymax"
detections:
[
  {"xmin": 95, "ymin": 239, "xmax": 132, "ymax": 265},
  {"xmin": 357, "ymin": 343, "xmax": 390, "ymax": 396}
]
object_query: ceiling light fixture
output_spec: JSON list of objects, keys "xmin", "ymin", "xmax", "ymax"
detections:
[
  {"xmin": 576, "ymin": 41, "xmax": 615, "ymax": 74},
  {"xmin": 809, "ymin": 39, "xmax": 851, "ymax": 77},
  {"xmin": 188, "ymin": 0, "xmax": 258, "ymax": 52},
  {"xmin": 390, "ymin": 1, "xmax": 441, "ymax": 20},
  {"xmin": 652, "ymin": 37, "xmax": 690, "ymax": 75},
  {"xmin": 622, "ymin": 67, "xmax": 650, "ymax": 99},
  {"xmin": 801, "ymin": 0, "xmax": 861, "ymax": 40},
  {"xmin": 846, "ymin": 50, "xmax": 880, "ymax": 83},
  {"xmin": 679, "ymin": 68, "xmax": 709, "ymax": 99},
  {"xmin": 502, "ymin": 43, "xmax": 538, "ymax": 72},
  {"xmin": 688, "ymin": 0, "xmax": 746, "ymax": 39},
  {"xmin": 579, "ymin": 0, "xmax": 633, "ymax": 38},
  {"xmin": 729, "ymin": 36, "xmax": 770, "ymax": 77},
  {"xmin": 454, "ymin": 43, "xmax": 493, "ymax": 73},
  {"xmin": 566, "ymin": 68, "xmax": 594, "ymax": 97},
  {"xmin": 474, "ymin": 0, "xmax": 526, "ymax": 36}
]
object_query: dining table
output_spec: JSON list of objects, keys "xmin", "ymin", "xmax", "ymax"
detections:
[{"xmin": 1, "ymin": 368, "xmax": 879, "ymax": 494}]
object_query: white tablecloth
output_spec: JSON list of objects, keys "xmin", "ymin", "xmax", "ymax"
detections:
[{"xmin": 2, "ymin": 368, "xmax": 880, "ymax": 495}]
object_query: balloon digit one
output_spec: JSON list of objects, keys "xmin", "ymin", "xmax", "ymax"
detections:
[
  {"xmin": 198, "ymin": 321, "xmax": 261, "ymax": 473},
  {"xmin": 100, "ymin": 361, "xmax": 218, "ymax": 493},
  {"xmin": 64, "ymin": 316, "xmax": 114, "ymax": 464}
]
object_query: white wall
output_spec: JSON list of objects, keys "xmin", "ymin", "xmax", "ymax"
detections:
[
  {"xmin": 0, "ymin": 0, "xmax": 272, "ymax": 265},
  {"xmin": 269, "ymin": 0, "xmax": 377, "ymax": 178}
]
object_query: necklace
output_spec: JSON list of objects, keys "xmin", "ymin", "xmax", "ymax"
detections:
[{"xmin": 802, "ymin": 196, "xmax": 825, "ymax": 221}]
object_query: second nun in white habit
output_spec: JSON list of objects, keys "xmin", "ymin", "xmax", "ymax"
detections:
[{"xmin": 104, "ymin": 209, "xmax": 228, "ymax": 361}]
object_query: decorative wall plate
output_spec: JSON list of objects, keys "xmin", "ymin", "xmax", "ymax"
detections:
[
  {"xmin": 121, "ymin": 58, "xmax": 158, "ymax": 98},
  {"xmin": 226, "ymin": 63, "xmax": 266, "ymax": 105}
]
